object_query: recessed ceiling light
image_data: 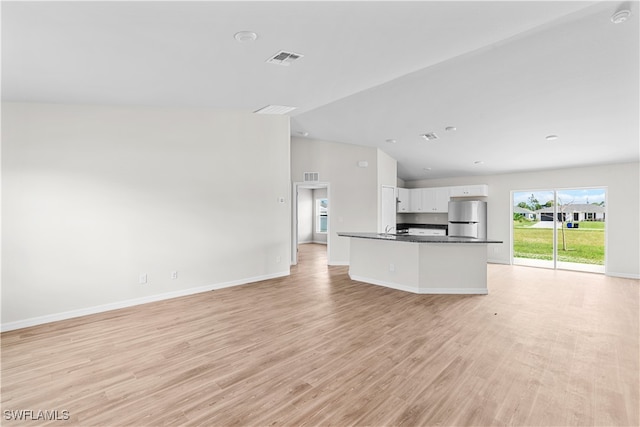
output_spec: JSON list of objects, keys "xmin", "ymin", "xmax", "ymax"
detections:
[
  {"xmin": 474, "ymin": 160, "xmax": 484, "ymax": 165},
  {"xmin": 297, "ymin": 131, "xmax": 309, "ymax": 137},
  {"xmin": 445, "ymin": 126, "xmax": 457, "ymax": 132},
  {"xmin": 234, "ymin": 31, "xmax": 258, "ymax": 43},
  {"xmin": 611, "ymin": 9, "xmax": 631, "ymax": 24},
  {"xmin": 254, "ymin": 105, "xmax": 297, "ymax": 115},
  {"xmin": 386, "ymin": 139, "xmax": 397, "ymax": 144},
  {"xmin": 423, "ymin": 167, "xmax": 432, "ymax": 171},
  {"xmin": 545, "ymin": 134, "xmax": 559, "ymax": 141}
]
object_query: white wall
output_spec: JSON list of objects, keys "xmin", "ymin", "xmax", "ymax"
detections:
[
  {"xmin": 378, "ymin": 150, "xmax": 398, "ymax": 187},
  {"xmin": 405, "ymin": 162, "xmax": 640, "ymax": 278},
  {"xmin": 291, "ymin": 137, "xmax": 381, "ymax": 264},
  {"xmin": 2, "ymin": 103, "xmax": 292, "ymax": 329},
  {"xmin": 297, "ymin": 188, "xmax": 313, "ymax": 243}
]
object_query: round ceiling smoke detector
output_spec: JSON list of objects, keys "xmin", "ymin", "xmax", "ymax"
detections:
[
  {"xmin": 611, "ymin": 9, "xmax": 631, "ymax": 24},
  {"xmin": 234, "ymin": 31, "xmax": 258, "ymax": 42},
  {"xmin": 545, "ymin": 134, "xmax": 559, "ymax": 141}
]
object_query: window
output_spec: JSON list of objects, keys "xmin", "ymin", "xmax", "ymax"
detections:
[
  {"xmin": 512, "ymin": 187, "xmax": 606, "ymax": 274},
  {"xmin": 316, "ymin": 198, "xmax": 328, "ymax": 233}
]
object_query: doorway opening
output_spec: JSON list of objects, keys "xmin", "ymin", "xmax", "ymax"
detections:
[
  {"xmin": 512, "ymin": 187, "xmax": 606, "ymax": 273},
  {"xmin": 292, "ymin": 182, "xmax": 330, "ymax": 265}
]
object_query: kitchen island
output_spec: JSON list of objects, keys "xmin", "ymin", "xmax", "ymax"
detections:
[{"xmin": 338, "ymin": 232, "xmax": 503, "ymax": 295}]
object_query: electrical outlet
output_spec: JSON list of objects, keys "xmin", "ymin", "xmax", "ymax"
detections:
[
  {"xmin": 171, "ymin": 271, "xmax": 178, "ymax": 279},
  {"xmin": 276, "ymin": 256, "xmax": 281, "ymax": 263},
  {"xmin": 389, "ymin": 263, "xmax": 395, "ymax": 272},
  {"xmin": 139, "ymin": 273, "xmax": 147, "ymax": 284}
]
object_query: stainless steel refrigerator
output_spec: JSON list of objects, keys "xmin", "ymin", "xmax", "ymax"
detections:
[{"xmin": 448, "ymin": 200, "xmax": 487, "ymax": 239}]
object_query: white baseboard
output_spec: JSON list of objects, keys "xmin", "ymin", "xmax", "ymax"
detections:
[
  {"xmin": 606, "ymin": 271, "xmax": 640, "ymax": 279},
  {"xmin": 350, "ymin": 275, "xmax": 417, "ymax": 294},
  {"xmin": 1, "ymin": 271, "xmax": 290, "ymax": 332},
  {"xmin": 349, "ymin": 274, "xmax": 488, "ymax": 295},
  {"xmin": 312, "ymin": 240, "xmax": 327, "ymax": 245},
  {"xmin": 418, "ymin": 287, "xmax": 488, "ymax": 295},
  {"xmin": 329, "ymin": 261, "xmax": 349, "ymax": 266},
  {"xmin": 487, "ymin": 258, "xmax": 509, "ymax": 265}
]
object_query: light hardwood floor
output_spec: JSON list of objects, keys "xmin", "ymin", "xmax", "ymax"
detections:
[{"xmin": 2, "ymin": 243, "xmax": 638, "ymax": 426}]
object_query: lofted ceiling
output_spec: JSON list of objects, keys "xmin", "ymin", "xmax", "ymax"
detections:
[{"xmin": 2, "ymin": 1, "xmax": 638, "ymax": 181}]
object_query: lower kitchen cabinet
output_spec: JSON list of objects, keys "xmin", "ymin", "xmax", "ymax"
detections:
[{"xmin": 408, "ymin": 228, "xmax": 446, "ymax": 236}]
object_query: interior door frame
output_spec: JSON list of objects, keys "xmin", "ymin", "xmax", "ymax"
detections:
[{"xmin": 291, "ymin": 181, "xmax": 331, "ymax": 265}]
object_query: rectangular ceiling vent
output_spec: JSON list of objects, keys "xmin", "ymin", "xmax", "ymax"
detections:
[
  {"xmin": 266, "ymin": 50, "xmax": 304, "ymax": 66},
  {"xmin": 420, "ymin": 132, "xmax": 439, "ymax": 141},
  {"xmin": 254, "ymin": 105, "xmax": 297, "ymax": 115},
  {"xmin": 303, "ymin": 172, "xmax": 319, "ymax": 182}
]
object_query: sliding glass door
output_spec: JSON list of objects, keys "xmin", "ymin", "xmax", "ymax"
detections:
[
  {"xmin": 554, "ymin": 188, "xmax": 606, "ymax": 273},
  {"xmin": 513, "ymin": 190, "xmax": 555, "ymax": 269},
  {"xmin": 512, "ymin": 188, "xmax": 606, "ymax": 273}
]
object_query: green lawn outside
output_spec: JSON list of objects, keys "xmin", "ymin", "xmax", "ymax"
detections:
[{"xmin": 513, "ymin": 221, "xmax": 605, "ymax": 265}]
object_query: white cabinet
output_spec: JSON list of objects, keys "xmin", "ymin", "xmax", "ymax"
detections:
[
  {"xmin": 449, "ymin": 184, "xmax": 489, "ymax": 197},
  {"xmin": 396, "ymin": 184, "xmax": 486, "ymax": 213},
  {"xmin": 396, "ymin": 188, "xmax": 410, "ymax": 213},
  {"xmin": 421, "ymin": 187, "xmax": 450, "ymax": 213},
  {"xmin": 409, "ymin": 188, "xmax": 423, "ymax": 212},
  {"xmin": 408, "ymin": 228, "xmax": 446, "ymax": 236},
  {"xmin": 402, "ymin": 187, "xmax": 450, "ymax": 213}
]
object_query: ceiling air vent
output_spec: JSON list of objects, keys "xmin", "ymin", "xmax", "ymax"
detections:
[
  {"xmin": 420, "ymin": 132, "xmax": 439, "ymax": 141},
  {"xmin": 266, "ymin": 50, "xmax": 304, "ymax": 66},
  {"xmin": 254, "ymin": 105, "xmax": 296, "ymax": 115},
  {"xmin": 303, "ymin": 172, "xmax": 319, "ymax": 182}
]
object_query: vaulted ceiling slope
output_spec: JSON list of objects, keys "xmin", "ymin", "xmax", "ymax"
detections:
[{"xmin": 2, "ymin": 1, "xmax": 638, "ymax": 180}]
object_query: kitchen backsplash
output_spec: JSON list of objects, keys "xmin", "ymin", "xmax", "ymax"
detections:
[{"xmin": 396, "ymin": 213, "xmax": 448, "ymax": 225}]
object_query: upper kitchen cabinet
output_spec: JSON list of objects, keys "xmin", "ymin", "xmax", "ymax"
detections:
[
  {"xmin": 396, "ymin": 188, "xmax": 410, "ymax": 213},
  {"xmin": 409, "ymin": 188, "xmax": 423, "ymax": 212},
  {"xmin": 421, "ymin": 187, "xmax": 450, "ymax": 212},
  {"xmin": 395, "ymin": 184, "xmax": 486, "ymax": 213},
  {"xmin": 449, "ymin": 184, "xmax": 489, "ymax": 197}
]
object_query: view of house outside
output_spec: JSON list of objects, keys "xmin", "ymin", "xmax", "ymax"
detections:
[{"xmin": 513, "ymin": 188, "xmax": 606, "ymax": 267}]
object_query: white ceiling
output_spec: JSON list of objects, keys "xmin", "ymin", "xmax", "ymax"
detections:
[{"xmin": 3, "ymin": 1, "xmax": 638, "ymax": 181}]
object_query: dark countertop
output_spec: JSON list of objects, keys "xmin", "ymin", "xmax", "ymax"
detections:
[{"xmin": 337, "ymin": 232, "xmax": 502, "ymax": 244}]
